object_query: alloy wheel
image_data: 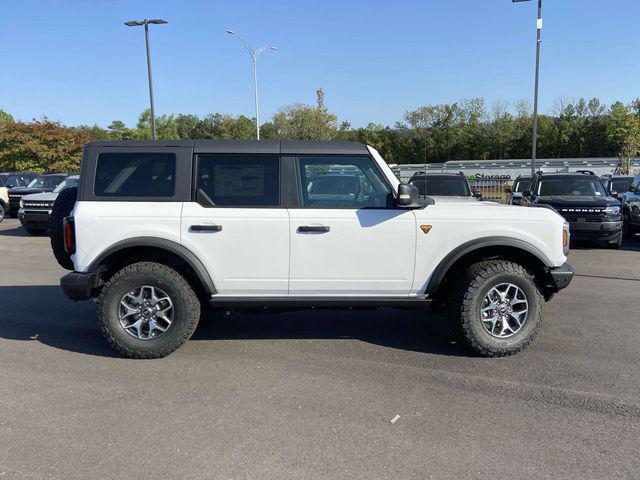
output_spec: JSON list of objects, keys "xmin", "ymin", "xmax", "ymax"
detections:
[{"xmin": 480, "ymin": 283, "xmax": 529, "ymax": 338}]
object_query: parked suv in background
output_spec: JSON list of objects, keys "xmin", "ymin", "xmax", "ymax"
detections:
[
  {"xmin": 600, "ymin": 174, "xmax": 634, "ymax": 198},
  {"xmin": 506, "ymin": 175, "xmax": 532, "ymax": 205},
  {"xmin": 53, "ymin": 140, "xmax": 572, "ymax": 359},
  {"xmin": 408, "ymin": 172, "xmax": 481, "ymax": 200},
  {"xmin": 620, "ymin": 175, "xmax": 640, "ymax": 238},
  {"xmin": 0, "ymin": 172, "xmax": 37, "ymax": 189},
  {"xmin": 18, "ymin": 175, "xmax": 79, "ymax": 235},
  {"xmin": 523, "ymin": 171, "xmax": 623, "ymax": 248},
  {"xmin": 7, "ymin": 174, "xmax": 68, "ymax": 217}
]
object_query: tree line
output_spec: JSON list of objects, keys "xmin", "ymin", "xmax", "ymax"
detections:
[{"xmin": 1, "ymin": 88, "xmax": 639, "ymax": 174}]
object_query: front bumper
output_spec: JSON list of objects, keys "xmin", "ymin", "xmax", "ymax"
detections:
[
  {"xmin": 568, "ymin": 220, "xmax": 622, "ymax": 240},
  {"xmin": 18, "ymin": 209, "xmax": 52, "ymax": 229},
  {"xmin": 546, "ymin": 263, "xmax": 574, "ymax": 292},
  {"xmin": 61, "ymin": 272, "xmax": 97, "ymax": 301}
]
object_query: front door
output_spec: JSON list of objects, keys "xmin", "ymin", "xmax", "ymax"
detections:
[
  {"xmin": 288, "ymin": 155, "xmax": 416, "ymax": 296},
  {"xmin": 181, "ymin": 154, "xmax": 289, "ymax": 295}
]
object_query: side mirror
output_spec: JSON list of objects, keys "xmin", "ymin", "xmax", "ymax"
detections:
[
  {"xmin": 505, "ymin": 187, "xmax": 513, "ymax": 194},
  {"xmin": 397, "ymin": 183, "xmax": 419, "ymax": 207},
  {"xmin": 522, "ymin": 190, "xmax": 533, "ymax": 198},
  {"xmin": 472, "ymin": 189, "xmax": 483, "ymax": 198},
  {"xmin": 610, "ymin": 190, "xmax": 618, "ymax": 198}
]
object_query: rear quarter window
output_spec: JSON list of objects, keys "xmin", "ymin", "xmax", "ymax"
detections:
[
  {"xmin": 196, "ymin": 154, "xmax": 280, "ymax": 207},
  {"xmin": 94, "ymin": 152, "xmax": 176, "ymax": 197}
]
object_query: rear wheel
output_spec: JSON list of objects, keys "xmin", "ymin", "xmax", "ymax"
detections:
[
  {"xmin": 97, "ymin": 262, "xmax": 201, "ymax": 358},
  {"xmin": 447, "ymin": 260, "xmax": 544, "ymax": 357}
]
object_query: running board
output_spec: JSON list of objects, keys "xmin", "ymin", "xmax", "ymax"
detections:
[{"xmin": 208, "ymin": 296, "xmax": 431, "ymax": 308}]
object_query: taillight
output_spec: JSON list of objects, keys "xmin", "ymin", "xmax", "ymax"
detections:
[{"xmin": 63, "ymin": 216, "xmax": 76, "ymax": 254}]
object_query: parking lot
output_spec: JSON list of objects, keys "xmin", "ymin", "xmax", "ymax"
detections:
[{"xmin": 0, "ymin": 217, "xmax": 639, "ymax": 479}]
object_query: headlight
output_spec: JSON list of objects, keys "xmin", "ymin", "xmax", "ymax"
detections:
[
  {"xmin": 19, "ymin": 199, "xmax": 24, "ymax": 208},
  {"xmin": 603, "ymin": 206, "xmax": 620, "ymax": 215}
]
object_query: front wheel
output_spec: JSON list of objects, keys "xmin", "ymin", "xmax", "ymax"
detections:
[
  {"xmin": 448, "ymin": 260, "xmax": 544, "ymax": 357},
  {"xmin": 606, "ymin": 233, "xmax": 623, "ymax": 249},
  {"xmin": 97, "ymin": 262, "xmax": 201, "ymax": 358},
  {"xmin": 0, "ymin": 204, "xmax": 5, "ymax": 223}
]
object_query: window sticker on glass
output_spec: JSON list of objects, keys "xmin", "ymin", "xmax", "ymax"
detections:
[{"xmin": 213, "ymin": 165, "xmax": 265, "ymax": 197}]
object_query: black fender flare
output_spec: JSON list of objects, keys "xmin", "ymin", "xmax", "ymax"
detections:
[
  {"xmin": 425, "ymin": 236, "xmax": 553, "ymax": 295},
  {"xmin": 88, "ymin": 237, "xmax": 216, "ymax": 295}
]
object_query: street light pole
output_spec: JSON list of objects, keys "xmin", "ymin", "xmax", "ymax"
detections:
[
  {"xmin": 226, "ymin": 30, "xmax": 277, "ymax": 140},
  {"xmin": 125, "ymin": 18, "xmax": 168, "ymax": 140},
  {"xmin": 513, "ymin": 0, "xmax": 542, "ymax": 177}
]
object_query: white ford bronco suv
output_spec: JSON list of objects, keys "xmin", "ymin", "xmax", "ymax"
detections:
[{"xmin": 53, "ymin": 140, "xmax": 573, "ymax": 358}]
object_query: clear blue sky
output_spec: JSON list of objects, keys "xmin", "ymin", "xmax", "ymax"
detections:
[{"xmin": 1, "ymin": 0, "xmax": 638, "ymax": 128}]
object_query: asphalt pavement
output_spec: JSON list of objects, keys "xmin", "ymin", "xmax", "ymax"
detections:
[{"xmin": 0, "ymin": 218, "xmax": 639, "ymax": 479}]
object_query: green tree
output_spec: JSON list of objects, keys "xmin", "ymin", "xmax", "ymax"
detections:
[
  {"xmin": 272, "ymin": 88, "xmax": 339, "ymax": 140},
  {"xmin": 175, "ymin": 114, "xmax": 200, "ymax": 139},
  {"xmin": 134, "ymin": 109, "xmax": 180, "ymax": 140},
  {"xmin": 107, "ymin": 120, "xmax": 134, "ymax": 140}
]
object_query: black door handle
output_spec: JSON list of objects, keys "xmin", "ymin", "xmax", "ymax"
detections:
[
  {"xmin": 297, "ymin": 225, "xmax": 330, "ymax": 233},
  {"xmin": 189, "ymin": 224, "xmax": 222, "ymax": 233}
]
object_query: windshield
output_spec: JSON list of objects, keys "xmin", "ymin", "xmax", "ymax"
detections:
[
  {"xmin": 5, "ymin": 174, "xmax": 31, "ymax": 188},
  {"xmin": 53, "ymin": 178, "xmax": 79, "ymax": 193},
  {"xmin": 512, "ymin": 178, "xmax": 531, "ymax": 193},
  {"xmin": 27, "ymin": 176, "xmax": 63, "ymax": 189},
  {"xmin": 536, "ymin": 177, "xmax": 607, "ymax": 197},
  {"xmin": 410, "ymin": 177, "xmax": 470, "ymax": 196},
  {"xmin": 611, "ymin": 178, "xmax": 634, "ymax": 193}
]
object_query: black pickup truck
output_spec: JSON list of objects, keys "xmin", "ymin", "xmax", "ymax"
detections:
[{"xmin": 523, "ymin": 172, "xmax": 623, "ymax": 248}]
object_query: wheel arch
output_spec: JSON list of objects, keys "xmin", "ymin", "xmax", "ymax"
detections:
[
  {"xmin": 426, "ymin": 236, "xmax": 553, "ymax": 297},
  {"xmin": 88, "ymin": 237, "xmax": 216, "ymax": 298}
]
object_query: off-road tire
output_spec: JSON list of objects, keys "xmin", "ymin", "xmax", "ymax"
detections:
[
  {"xmin": 0, "ymin": 203, "xmax": 5, "ymax": 223},
  {"xmin": 606, "ymin": 233, "xmax": 623, "ymax": 249},
  {"xmin": 97, "ymin": 262, "xmax": 201, "ymax": 359},
  {"xmin": 49, "ymin": 187, "xmax": 77, "ymax": 270},
  {"xmin": 24, "ymin": 226, "xmax": 47, "ymax": 235},
  {"xmin": 622, "ymin": 210, "xmax": 636, "ymax": 238},
  {"xmin": 447, "ymin": 260, "xmax": 544, "ymax": 357}
]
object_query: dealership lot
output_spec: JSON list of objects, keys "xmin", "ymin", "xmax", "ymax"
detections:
[{"xmin": 0, "ymin": 218, "xmax": 639, "ymax": 479}]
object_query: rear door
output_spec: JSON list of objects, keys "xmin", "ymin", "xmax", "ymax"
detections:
[
  {"xmin": 181, "ymin": 154, "xmax": 289, "ymax": 295},
  {"xmin": 288, "ymin": 155, "xmax": 416, "ymax": 296}
]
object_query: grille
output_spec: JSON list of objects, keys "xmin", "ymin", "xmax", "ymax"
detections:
[
  {"xmin": 23, "ymin": 201, "xmax": 54, "ymax": 210},
  {"xmin": 558, "ymin": 207, "xmax": 605, "ymax": 223}
]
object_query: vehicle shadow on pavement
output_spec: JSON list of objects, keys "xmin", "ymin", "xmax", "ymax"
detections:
[
  {"xmin": 0, "ymin": 285, "xmax": 472, "ymax": 358},
  {"xmin": 0, "ymin": 225, "xmax": 31, "ymax": 237},
  {"xmin": 0, "ymin": 285, "xmax": 119, "ymax": 357},
  {"xmin": 193, "ymin": 307, "xmax": 473, "ymax": 358}
]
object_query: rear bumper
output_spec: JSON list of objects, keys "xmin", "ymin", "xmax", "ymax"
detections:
[
  {"xmin": 546, "ymin": 263, "xmax": 574, "ymax": 292},
  {"xmin": 60, "ymin": 271, "xmax": 96, "ymax": 301}
]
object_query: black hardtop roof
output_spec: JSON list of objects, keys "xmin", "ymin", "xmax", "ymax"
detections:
[
  {"xmin": 85, "ymin": 139, "xmax": 369, "ymax": 155},
  {"xmin": 410, "ymin": 172, "xmax": 466, "ymax": 178},
  {"xmin": 538, "ymin": 172, "xmax": 600, "ymax": 178}
]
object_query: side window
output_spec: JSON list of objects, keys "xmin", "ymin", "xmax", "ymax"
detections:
[
  {"xmin": 196, "ymin": 154, "xmax": 280, "ymax": 207},
  {"xmin": 297, "ymin": 156, "xmax": 392, "ymax": 208},
  {"xmin": 94, "ymin": 152, "xmax": 176, "ymax": 197}
]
